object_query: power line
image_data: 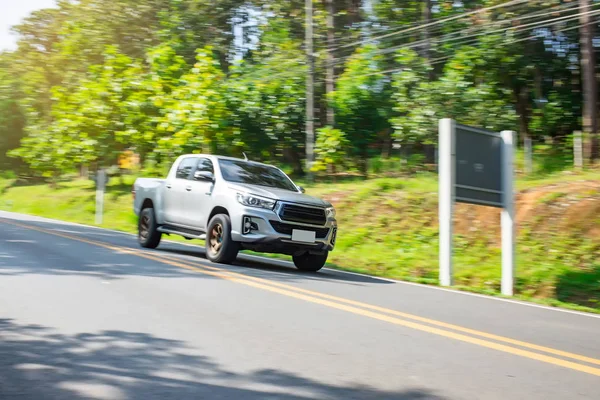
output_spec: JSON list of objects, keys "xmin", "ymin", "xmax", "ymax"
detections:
[
  {"xmin": 240, "ymin": 6, "xmax": 597, "ymax": 84},
  {"xmin": 327, "ymin": 0, "xmax": 531, "ymax": 52},
  {"xmin": 325, "ymin": 0, "xmax": 554, "ymax": 47},
  {"xmin": 341, "ymin": 18, "xmax": 600, "ymax": 80},
  {"xmin": 325, "ymin": 4, "xmax": 597, "ymax": 70}
]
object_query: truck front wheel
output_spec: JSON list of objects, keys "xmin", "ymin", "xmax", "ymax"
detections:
[
  {"xmin": 138, "ymin": 207, "xmax": 162, "ymax": 249},
  {"xmin": 206, "ymin": 214, "xmax": 239, "ymax": 264},
  {"xmin": 293, "ymin": 252, "xmax": 328, "ymax": 272}
]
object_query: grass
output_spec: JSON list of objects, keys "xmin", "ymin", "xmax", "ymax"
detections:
[{"xmin": 1, "ymin": 165, "xmax": 599, "ymax": 314}]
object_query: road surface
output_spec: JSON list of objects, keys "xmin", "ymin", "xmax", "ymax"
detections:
[{"xmin": 0, "ymin": 211, "xmax": 599, "ymax": 399}]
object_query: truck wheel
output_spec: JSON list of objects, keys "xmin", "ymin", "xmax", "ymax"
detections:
[
  {"xmin": 293, "ymin": 252, "xmax": 328, "ymax": 272},
  {"xmin": 138, "ymin": 207, "xmax": 162, "ymax": 249},
  {"xmin": 206, "ymin": 214, "xmax": 239, "ymax": 264}
]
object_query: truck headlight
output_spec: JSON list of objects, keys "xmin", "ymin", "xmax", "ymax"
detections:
[
  {"xmin": 326, "ymin": 206, "xmax": 336, "ymax": 219},
  {"xmin": 237, "ymin": 193, "xmax": 276, "ymax": 210}
]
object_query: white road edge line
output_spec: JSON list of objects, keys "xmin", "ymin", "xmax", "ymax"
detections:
[{"xmin": 1, "ymin": 210, "xmax": 599, "ymax": 319}]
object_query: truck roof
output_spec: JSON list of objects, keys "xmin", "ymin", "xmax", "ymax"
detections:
[{"xmin": 178, "ymin": 154, "xmax": 276, "ymax": 168}]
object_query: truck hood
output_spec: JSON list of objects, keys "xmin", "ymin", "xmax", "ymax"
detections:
[{"xmin": 227, "ymin": 183, "xmax": 331, "ymax": 208}]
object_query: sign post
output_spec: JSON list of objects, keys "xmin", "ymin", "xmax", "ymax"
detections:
[
  {"xmin": 438, "ymin": 119, "xmax": 516, "ymax": 295},
  {"xmin": 95, "ymin": 169, "xmax": 106, "ymax": 225},
  {"xmin": 438, "ymin": 119, "xmax": 455, "ymax": 287},
  {"xmin": 501, "ymin": 131, "xmax": 515, "ymax": 296}
]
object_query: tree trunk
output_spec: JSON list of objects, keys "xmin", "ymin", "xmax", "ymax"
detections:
[
  {"xmin": 284, "ymin": 147, "xmax": 304, "ymax": 177},
  {"xmin": 515, "ymin": 86, "xmax": 530, "ymax": 144},
  {"xmin": 325, "ymin": 0, "xmax": 335, "ymax": 127},
  {"xmin": 579, "ymin": 0, "xmax": 599, "ymax": 163},
  {"xmin": 423, "ymin": 0, "xmax": 433, "ymax": 80},
  {"xmin": 381, "ymin": 129, "xmax": 392, "ymax": 158}
]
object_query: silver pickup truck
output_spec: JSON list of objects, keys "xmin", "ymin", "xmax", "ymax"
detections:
[{"xmin": 132, "ymin": 155, "xmax": 337, "ymax": 271}]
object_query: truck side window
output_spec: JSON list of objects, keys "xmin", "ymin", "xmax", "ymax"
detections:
[
  {"xmin": 176, "ymin": 157, "xmax": 198, "ymax": 179},
  {"xmin": 195, "ymin": 158, "xmax": 214, "ymax": 174}
]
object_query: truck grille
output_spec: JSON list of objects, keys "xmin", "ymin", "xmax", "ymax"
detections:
[
  {"xmin": 278, "ymin": 203, "xmax": 327, "ymax": 225},
  {"xmin": 269, "ymin": 221, "xmax": 330, "ymax": 239}
]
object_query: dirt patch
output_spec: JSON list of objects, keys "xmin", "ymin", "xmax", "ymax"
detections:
[
  {"xmin": 452, "ymin": 180, "xmax": 600, "ymax": 245},
  {"xmin": 322, "ymin": 191, "xmax": 353, "ymax": 206}
]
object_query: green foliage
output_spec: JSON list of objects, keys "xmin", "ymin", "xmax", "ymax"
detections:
[
  {"xmin": 391, "ymin": 42, "xmax": 516, "ymax": 145},
  {"xmin": 313, "ymin": 126, "xmax": 350, "ymax": 173},
  {"xmin": 12, "ymin": 46, "xmax": 146, "ymax": 176},
  {"xmin": 332, "ymin": 45, "xmax": 392, "ymax": 171},
  {"xmin": 224, "ymin": 21, "xmax": 306, "ymax": 170},
  {"xmin": 0, "ymin": 0, "xmax": 595, "ymax": 178},
  {"xmin": 0, "ymin": 53, "xmax": 25, "ymax": 169},
  {"xmin": 391, "ymin": 49, "xmax": 437, "ymax": 144},
  {"xmin": 152, "ymin": 46, "xmax": 229, "ymax": 160}
]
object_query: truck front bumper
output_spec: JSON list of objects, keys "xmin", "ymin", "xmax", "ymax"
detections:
[{"xmin": 229, "ymin": 206, "xmax": 337, "ymax": 254}]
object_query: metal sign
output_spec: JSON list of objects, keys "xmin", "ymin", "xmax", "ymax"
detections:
[
  {"xmin": 455, "ymin": 124, "xmax": 503, "ymax": 208},
  {"xmin": 438, "ymin": 119, "xmax": 515, "ymax": 296}
]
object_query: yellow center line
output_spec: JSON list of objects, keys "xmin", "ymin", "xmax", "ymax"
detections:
[
  {"xmin": 164, "ymin": 254, "xmax": 600, "ymax": 367},
  {"xmin": 4, "ymin": 218, "xmax": 600, "ymax": 377}
]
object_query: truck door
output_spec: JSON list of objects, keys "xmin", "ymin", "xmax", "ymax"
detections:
[
  {"xmin": 186, "ymin": 157, "xmax": 215, "ymax": 230},
  {"xmin": 163, "ymin": 156, "xmax": 198, "ymax": 225}
]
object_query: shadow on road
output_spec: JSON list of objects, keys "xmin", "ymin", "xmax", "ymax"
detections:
[
  {"xmin": 0, "ymin": 215, "xmax": 393, "ymax": 286},
  {"xmin": 0, "ymin": 318, "xmax": 445, "ymax": 400},
  {"xmin": 156, "ymin": 246, "xmax": 394, "ymax": 286}
]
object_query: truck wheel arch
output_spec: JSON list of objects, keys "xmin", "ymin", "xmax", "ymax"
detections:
[
  {"xmin": 141, "ymin": 199, "xmax": 154, "ymax": 210},
  {"xmin": 208, "ymin": 206, "xmax": 229, "ymax": 226}
]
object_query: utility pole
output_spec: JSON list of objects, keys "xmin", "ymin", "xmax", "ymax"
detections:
[
  {"xmin": 325, "ymin": 0, "xmax": 335, "ymax": 127},
  {"xmin": 305, "ymin": 0, "xmax": 315, "ymax": 180},
  {"xmin": 579, "ymin": 0, "xmax": 598, "ymax": 163}
]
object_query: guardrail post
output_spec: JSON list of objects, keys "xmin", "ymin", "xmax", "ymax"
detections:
[{"xmin": 95, "ymin": 169, "xmax": 106, "ymax": 225}]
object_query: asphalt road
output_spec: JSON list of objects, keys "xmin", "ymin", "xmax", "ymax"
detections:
[{"xmin": 0, "ymin": 211, "xmax": 599, "ymax": 400}]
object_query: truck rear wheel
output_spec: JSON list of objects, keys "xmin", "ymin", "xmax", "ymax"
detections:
[
  {"xmin": 138, "ymin": 207, "xmax": 162, "ymax": 249},
  {"xmin": 206, "ymin": 214, "xmax": 239, "ymax": 264},
  {"xmin": 293, "ymin": 252, "xmax": 328, "ymax": 272}
]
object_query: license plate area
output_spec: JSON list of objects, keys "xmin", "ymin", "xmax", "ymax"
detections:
[{"xmin": 291, "ymin": 229, "xmax": 316, "ymax": 243}]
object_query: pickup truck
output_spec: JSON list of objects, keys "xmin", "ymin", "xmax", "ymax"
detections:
[{"xmin": 132, "ymin": 155, "xmax": 337, "ymax": 272}]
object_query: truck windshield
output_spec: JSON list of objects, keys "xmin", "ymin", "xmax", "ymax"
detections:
[{"xmin": 218, "ymin": 159, "xmax": 298, "ymax": 192}]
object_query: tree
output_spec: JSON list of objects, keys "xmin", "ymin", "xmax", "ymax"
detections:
[
  {"xmin": 152, "ymin": 47, "xmax": 230, "ymax": 162},
  {"xmin": 332, "ymin": 45, "xmax": 392, "ymax": 173},
  {"xmin": 224, "ymin": 18, "xmax": 307, "ymax": 173},
  {"xmin": 390, "ymin": 49, "xmax": 436, "ymax": 145},
  {"xmin": 12, "ymin": 46, "xmax": 147, "ymax": 175},
  {"xmin": 579, "ymin": 0, "xmax": 598, "ymax": 162},
  {"xmin": 313, "ymin": 126, "xmax": 350, "ymax": 175},
  {"xmin": 0, "ymin": 53, "xmax": 26, "ymax": 169}
]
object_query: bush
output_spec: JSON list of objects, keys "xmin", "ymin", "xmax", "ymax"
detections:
[
  {"xmin": 0, "ymin": 170, "xmax": 17, "ymax": 180},
  {"xmin": 312, "ymin": 126, "xmax": 351, "ymax": 174}
]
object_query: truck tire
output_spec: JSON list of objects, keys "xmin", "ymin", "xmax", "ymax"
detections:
[
  {"xmin": 138, "ymin": 207, "xmax": 162, "ymax": 249},
  {"xmin": 293, "ymin": 252, "xmax": 328, "ymax": 272},
  {"xmin": 206, "ymin": 214, "xmax": 239, "ymax": 264}
]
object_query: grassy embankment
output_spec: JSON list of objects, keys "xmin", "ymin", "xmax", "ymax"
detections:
[{"xmin": 1, "ymin": 150, "xmax": 599, "ymax": 313}]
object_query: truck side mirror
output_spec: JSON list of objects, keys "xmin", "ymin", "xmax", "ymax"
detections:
[
  {"xmin": 194, "ymin": 170, "xmax": 215, "ymax": 182},
  {"xmin": 297, "ymin": 185, "xmax": 305, "ymax": 193}
]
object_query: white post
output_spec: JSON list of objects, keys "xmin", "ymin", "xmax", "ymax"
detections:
[
  {"xmin": 574, "ymin": 131, "xmax": 583, "ymax": 170},
  {"xmin": 95, "ymin": 169, "xmax": 106, "ymax": 225},
  {"xmin": 439, "ymin": 118, "xmax": 455, "ymax": 287},
  {"xmin": 524, "ymin": 136, "xmax": 533, "ymax": 174},
  {"xmin": 501, "ymin": 131, "xmax": 516, "ymax": 296}
]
